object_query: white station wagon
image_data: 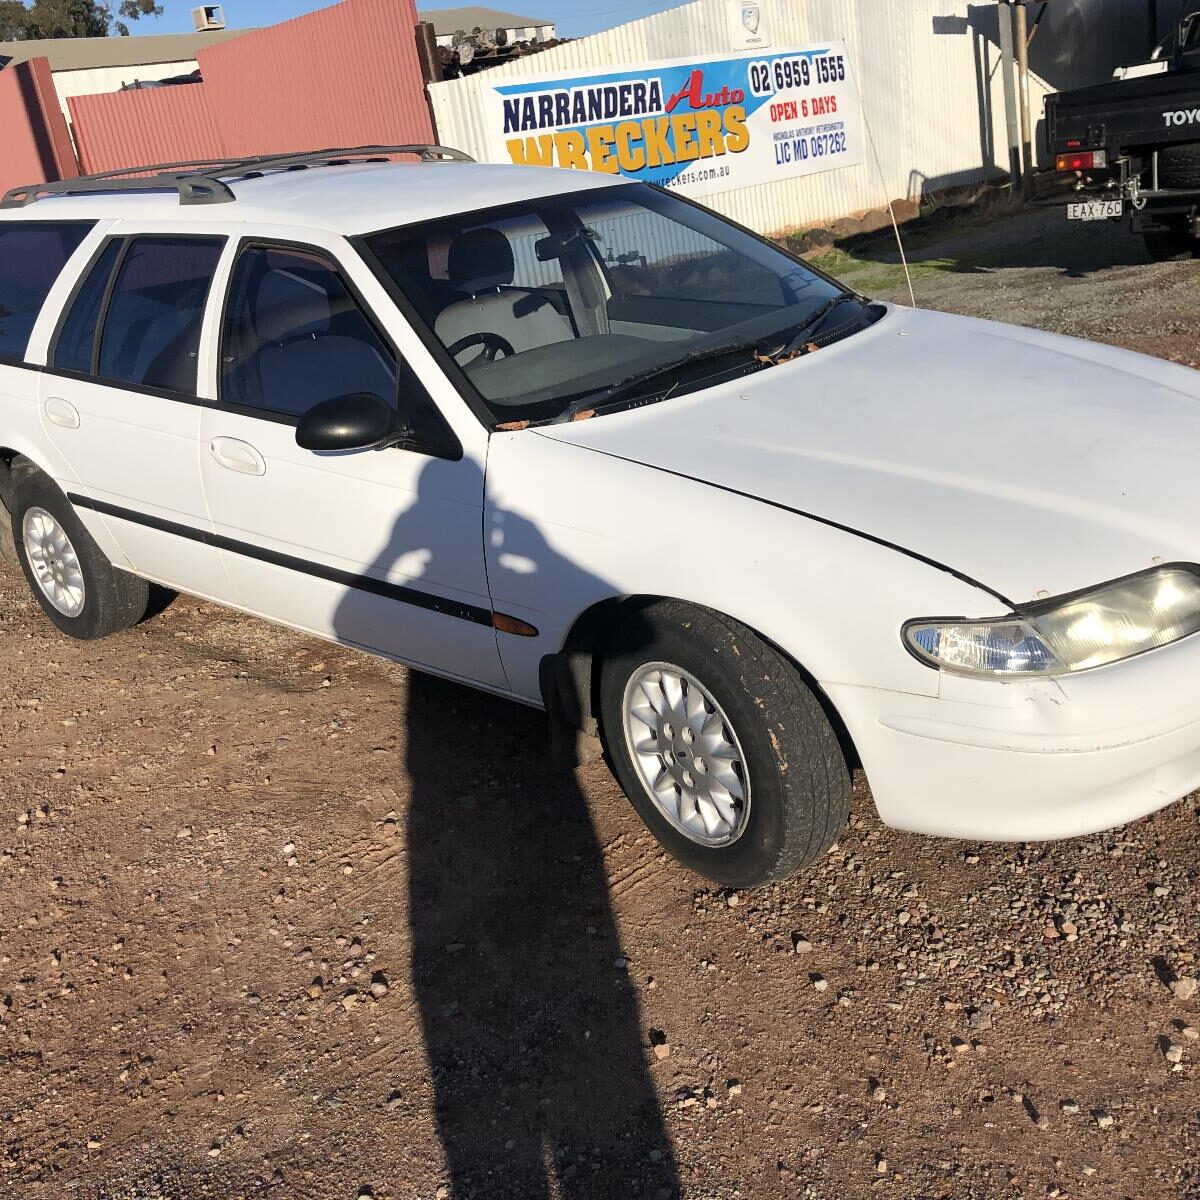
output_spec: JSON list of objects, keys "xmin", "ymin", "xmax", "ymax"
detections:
[{"xmin": 3, "ymin": 146, "xmax": 1200, "ymax": 887}]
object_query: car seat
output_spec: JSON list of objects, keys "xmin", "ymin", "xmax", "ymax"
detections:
[{"xmin": 434, "ymin": 228, "xmax": 574, "ymax": 363}]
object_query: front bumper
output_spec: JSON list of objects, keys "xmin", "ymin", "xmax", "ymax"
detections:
[{"xmin": 826, "ymin": 632, "xmax": 1200, "ymax": 841}]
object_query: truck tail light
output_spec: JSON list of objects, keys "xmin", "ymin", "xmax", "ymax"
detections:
[{"xmin": 1056, "ymin": 149, "xmax": 1107, "ymax": 171}]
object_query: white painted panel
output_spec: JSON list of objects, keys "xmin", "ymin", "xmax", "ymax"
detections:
[{"xmin": 431, "ymin": 0, "xmax": 1052, "ymax": 235}]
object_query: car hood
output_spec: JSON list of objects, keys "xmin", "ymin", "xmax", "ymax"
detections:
[{"xmin": 536, "ymin": 306, "xmax": 1200, "ymax": 606}]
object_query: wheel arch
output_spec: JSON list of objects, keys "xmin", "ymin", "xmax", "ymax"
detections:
[
  {"xmin": 0, "ymin": 446, "xmax": 23, "ymax": 508},
  {"xmin": 0, "ymin": 445, "xmax": 53, "ymax": 503},
  {"xmin": 543, "ymin": 593, "xmax": 860, "ymax": 772},
  {"xmin": 0, "ymin": 447, "xmax": 45, "ymax": 564}
]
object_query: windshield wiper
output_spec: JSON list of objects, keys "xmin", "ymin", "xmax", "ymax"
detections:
[
  {"xmin": 525, "ymin": 293, "xmax": 864, "ymax": 429},
  {"xmin": 548, "ymin": 337, "xmax": 767, "ymax": 425},
  {"xmin": 768, "ymin": 293, "xmax": 861, "ymax": 359}
]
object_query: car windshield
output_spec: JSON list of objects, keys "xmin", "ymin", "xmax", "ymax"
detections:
[{"xmin": 364, "ymin": 183, "xmax": 879, "ymax": 424}]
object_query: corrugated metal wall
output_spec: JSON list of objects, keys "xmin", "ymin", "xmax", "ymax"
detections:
[
  {"xmin": 430, "ymin": 0, "xmax": 1053, "ymax": 235},
  {"xmin": 52, "ymin": 62, "xmax": 202, "ymax": 127},
  {"xmin": 67, "ymin": 0, "xmax": 432, "ymax": 175},
  {"xmin": 199, "ymin": 0, "xmax": 433, "ymax": 158},
  {"xmin": 69, "ymin": 86, "xmax": 226, "ymax": 175},
  {"xmin": 0, "ymin": 56, "xmax": 79, "ymax": 199}
]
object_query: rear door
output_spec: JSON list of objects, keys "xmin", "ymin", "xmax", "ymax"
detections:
[
  {"xmin": 37, "ymin": 222, "xmax": 236, "ymax": 601},
  {"xmin": 0, "ymin": 219, "xmax": 96, "ymax": 507},
  {"xmin": 196, "ymin": 229, "xmax": 506, "ymax": 689}
]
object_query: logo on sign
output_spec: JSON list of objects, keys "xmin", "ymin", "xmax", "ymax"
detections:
[{"xmin": 727, "ymin": 0, "xmax": 769, "ymax": 50}]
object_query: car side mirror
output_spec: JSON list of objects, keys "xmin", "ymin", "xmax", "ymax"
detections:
[{"xmin": 295, "ymin": 392, "xmax": 395, "ymax": 452}]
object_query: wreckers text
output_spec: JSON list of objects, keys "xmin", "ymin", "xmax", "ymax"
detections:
[{"xmin": 505, "ymin": 108, "xmax": 750, "ymax": 172}]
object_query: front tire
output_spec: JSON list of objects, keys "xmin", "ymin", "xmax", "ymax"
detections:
[
  {"xmin": 599, "ymin": 602, "xmax": 850, "ymax": 888},
  {"xmin": 11, "ymin": 467, "xmax": 148, "ymax": 639}
]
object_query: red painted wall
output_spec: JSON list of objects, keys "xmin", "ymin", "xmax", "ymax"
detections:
[
  {"xmin": 0, "ymin": 57, "xmax": 79, "ymax": 199},
  {"xmin": 68, "ymin": 0, "xmax": 433, "ymax": 176},
  {"xmin": 69, "ymin": 86, "xmax": 227, "ymax": 176},
  {"xmin": 202, "ymin": 0, "xmax": 434, "ymax": 157}
]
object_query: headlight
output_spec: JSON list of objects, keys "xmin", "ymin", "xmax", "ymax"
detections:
[{"xmin": 905, "ymin": 566, "xmax": 1200, "ymax": 677}]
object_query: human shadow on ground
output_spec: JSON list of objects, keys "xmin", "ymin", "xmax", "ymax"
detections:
[{"xmin": 333, "ymin": 458, "xmax": 678, "ymax": 1199}]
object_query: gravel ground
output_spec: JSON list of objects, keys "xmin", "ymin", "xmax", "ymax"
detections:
[
  {"xmin": 832, "ymin": 202, "xmax": 1200, "ymax": 366},
  {"xmin": 2, "ymin": 206, "xmax": 1199, "ymax": 1200}
]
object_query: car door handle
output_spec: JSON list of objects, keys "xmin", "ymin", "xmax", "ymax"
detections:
[
  {"xmin": 209, "ymin": 436, "xmax": 266, "ymax": 477},
  {"xmin": 44, "ymin": 397, "xmax": 80, "ymax": 429}
]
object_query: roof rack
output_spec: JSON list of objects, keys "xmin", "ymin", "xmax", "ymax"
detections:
[{"xmin": 0, "ymin": 144, "xmax": 477, "ymax": 209}]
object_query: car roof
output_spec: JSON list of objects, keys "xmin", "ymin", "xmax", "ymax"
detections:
[{"xmin": 0, "ymin": 161, "xmax": 631, "ymax": 236}]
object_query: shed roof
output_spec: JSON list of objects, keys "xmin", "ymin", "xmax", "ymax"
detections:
[
  {"xmin": 0, "ymin": 28, "xmax": 251, "ymax": 73},
  {"xmin": 416, "ymin": 6, "xmax": 554, "ymax": 33}
]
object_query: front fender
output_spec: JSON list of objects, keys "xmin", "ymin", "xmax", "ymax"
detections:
[{"xmin": 484, "ymin": 430, "xmax": 1002, "ymax": 704}]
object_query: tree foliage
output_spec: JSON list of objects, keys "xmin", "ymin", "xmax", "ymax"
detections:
[{"xmin": 0, "ymin": 0, "xmax": 162, "ymax": 40}]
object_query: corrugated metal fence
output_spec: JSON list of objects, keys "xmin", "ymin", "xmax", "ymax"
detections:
[
  {"xmin": 430, "ymin": 0, "xmax": 1052, "ymax": 235},
  {"xmin": 67, "ymin": 0, "xmax": 433, "ymax": 176},
  {"xmin": 0, "ymin": 56, "xmax": 78, "ymax": 199},
  {"xmin": 197, "ymin": 0, "xmax": 434, "ymax": 158},
  {"xmin": 70, "ymin": 85, "xmax": 226, "ymax": 175}
]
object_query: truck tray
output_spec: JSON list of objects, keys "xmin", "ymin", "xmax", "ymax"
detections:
[{"xmin": 1047, "ymin": 71, "xmax": 1200, "ymax": 156}]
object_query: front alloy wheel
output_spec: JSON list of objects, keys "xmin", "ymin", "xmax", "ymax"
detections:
[
  {"xmin": 601, "ymin": 601, "xmax": 851, "ymax": 888},
  {"xmin": 621, "ymin": 662, "xmax": 751, "ymax": 847}
]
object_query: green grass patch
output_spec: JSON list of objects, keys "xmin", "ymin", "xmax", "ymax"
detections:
[
  {"xmin": 811, "ymin": 238, "xmax": 998, "ymax": 295},
  {"xmin": 815, "ymin": 247, "xmax": 980, "ymax": 294}
]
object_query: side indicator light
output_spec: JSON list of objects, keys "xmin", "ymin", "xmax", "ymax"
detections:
[{"xmin": 493, "ymin": 612, "xmax": 539, "ymax": 637}]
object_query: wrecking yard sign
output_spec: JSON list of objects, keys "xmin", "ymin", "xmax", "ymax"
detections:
[{"xmin": 486, "ymin": 41, "xmax": 863, "ymax": 197}]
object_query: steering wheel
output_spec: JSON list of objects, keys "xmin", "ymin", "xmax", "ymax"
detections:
[{"xmin": 446, "ymin": 331, "xmax": 515, "ymax": 366}]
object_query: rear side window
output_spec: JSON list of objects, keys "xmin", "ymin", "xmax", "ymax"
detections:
[
  {"xmin": 0, "ymin": 222, "xmax": 93, "ymax": 363},
  {"xmin": 53, "ymin": 240, "xmax": 122, "ymax": 375},
  {"xmin": 96, "ymin": 237, "xmax": 223, "ymax": 395}
]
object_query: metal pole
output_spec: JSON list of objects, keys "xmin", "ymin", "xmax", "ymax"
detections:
[
  {"xmin": 414, "ymin": 19, "xmax": 444, "ymax": 141},
  {"xmin": 1013, "ymin": 0, "xmax": 1034, "ymax": 196},
  {"xmin": 997, "ymin": 2, "xmax": 1022, "ymax": 186},
  {"xmin": 415, "ymin": 21, "xmax": 443, "ymax": 84}
]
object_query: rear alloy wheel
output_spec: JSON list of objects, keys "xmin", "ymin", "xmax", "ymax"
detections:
[
  {"xmin": 11, "ymin": 466, "xmax": 148, "ymax": 639},
  {"xmin": 600, "ymin": 602, "xmax": 850, "ymax": 887},
  {"xmin": 23, "ymin": 506, "xmax": 87, "ymax": 618}
]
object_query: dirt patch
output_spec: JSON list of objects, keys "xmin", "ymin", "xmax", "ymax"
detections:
[
  {"xmin": 3, "ymin": 207, "xmax": 1200, "ymax": 1199},
  {"xmin": 828, "ymin": 204, "xmax": 1200, "ymax": 371}
]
